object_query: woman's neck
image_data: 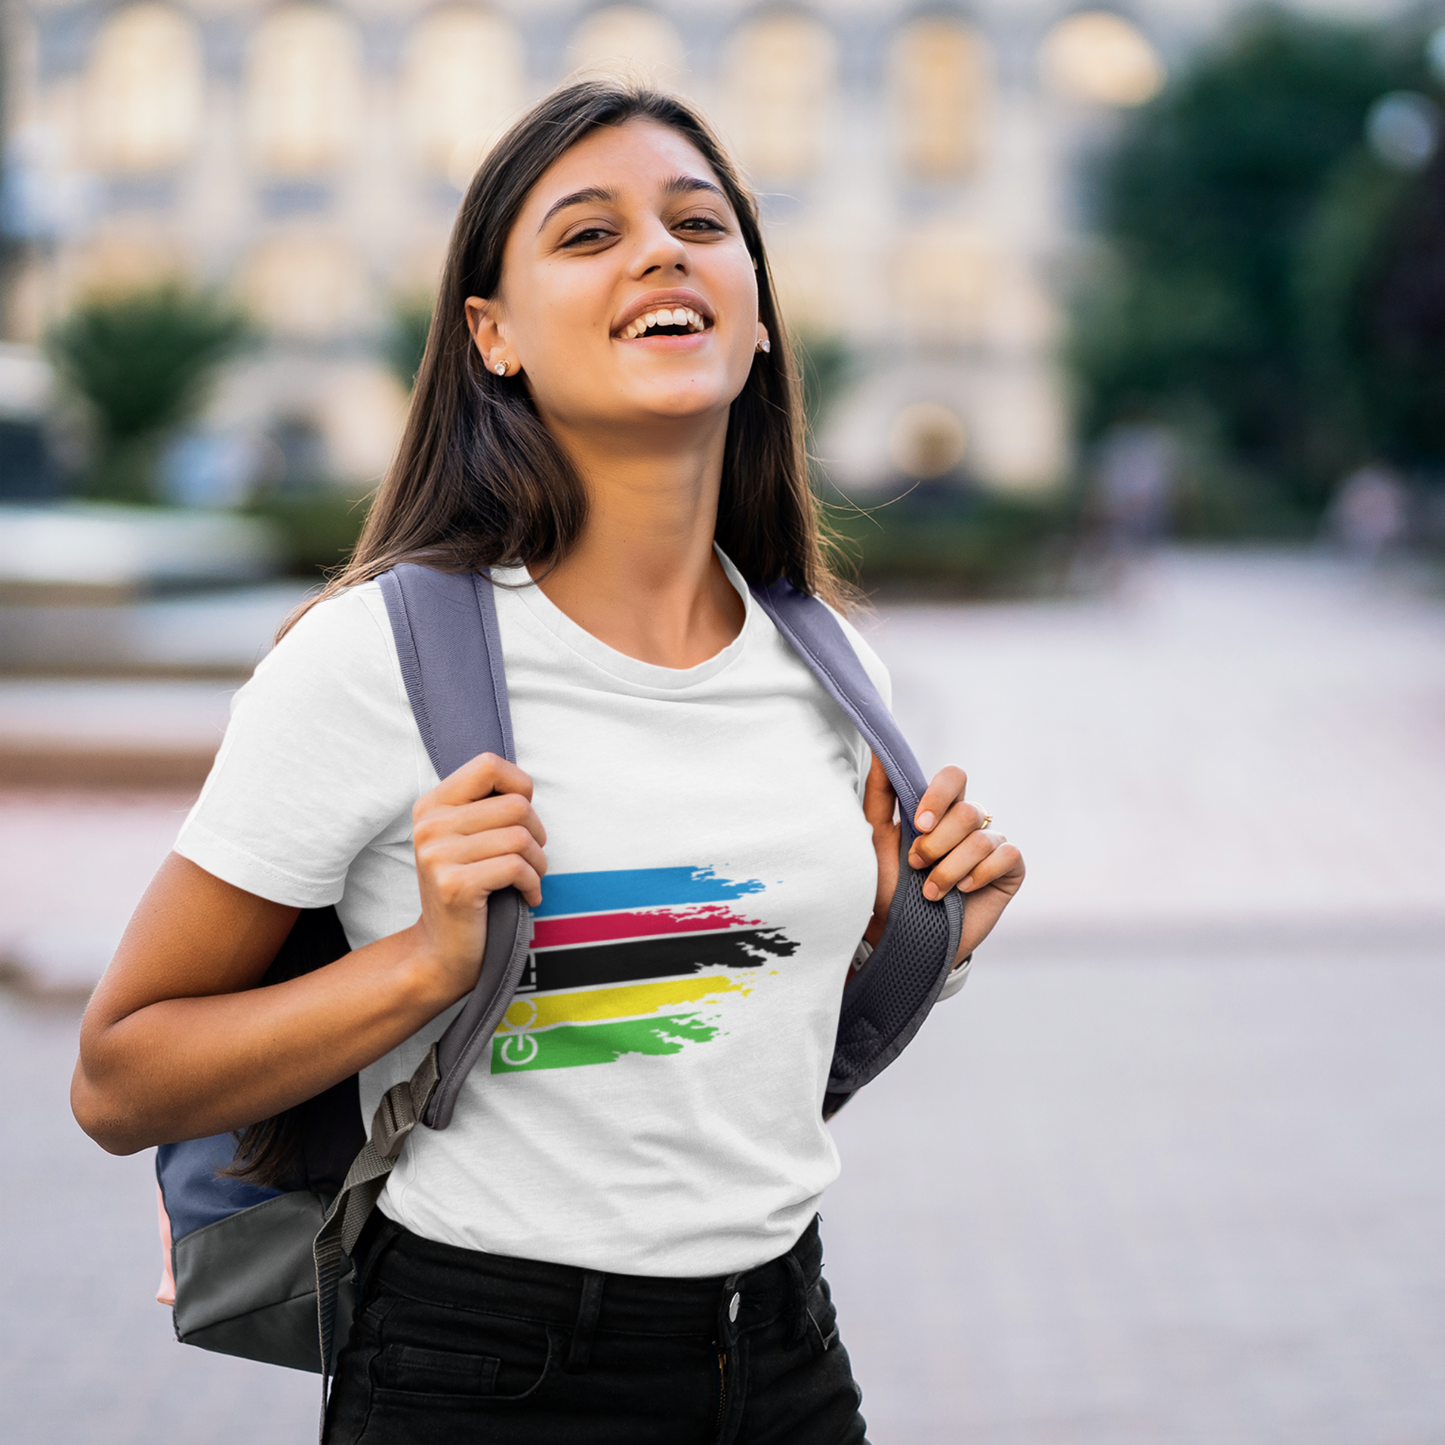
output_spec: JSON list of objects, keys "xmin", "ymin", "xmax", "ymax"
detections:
[{"xmin": 527, "ymin": 416, "xmax": 745, "ymax": 669}]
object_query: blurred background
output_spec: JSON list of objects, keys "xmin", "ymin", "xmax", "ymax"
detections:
[{"xmin": 2, "ymin": 1, "xmax": 1443, "ymax": 1442}]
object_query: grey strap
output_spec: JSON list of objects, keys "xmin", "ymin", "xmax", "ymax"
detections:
[
  {"xmin": 749, "ymin": 579, "xmax": 964, "ymax": 1101},
  {"xmin": 377, "ymin": 566, "xmax": 515, "ymax": 775},
  {"xmin": 376, "ymin": 565, "xmax": 534, "ymax": 1130},
  {"xmin": 313, "ymin": 1045, "xmax": 440, "ymax": 1436}
]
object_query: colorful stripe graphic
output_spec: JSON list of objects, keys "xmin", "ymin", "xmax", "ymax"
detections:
[
  {"xmin": 491, "ymin": 865, "xmax": 790, "ymax": 1076},
  {"xmin": 531, "ymin": 866, "xmax": 765, "ymax": 918},
  {"xmin": 530, "ymin": 904, "xmax": 760, "ymax": 951}
]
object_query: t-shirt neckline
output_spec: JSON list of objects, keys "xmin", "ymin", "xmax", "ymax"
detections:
[{"xmin": 488, "ymin": 546, "xmax": 755, "ymax": 692}]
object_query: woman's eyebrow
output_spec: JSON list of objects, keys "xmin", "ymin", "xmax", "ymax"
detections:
[
  {"xmin": 538, "ymin": 185, "xmax": 618, "ymax": 231},
  {"xmin": 538, "ymin": 175, "xmax": 727, "ymax": 231},
  {"xmin": 664, "ymin": 174, "xmax": 726, "ymax": 202}
]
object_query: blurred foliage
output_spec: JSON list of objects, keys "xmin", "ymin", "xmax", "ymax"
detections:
[
  {"xmin": 826, "ymin": 488, "xmax": 1071, "ymax": 597},
  {"xmin": 1070, "ymin": 6, "xmax": 1435, "ymax": 522},
  {"xmin": 46, "ymin": 284, "xmax": 249, "ymax": 504},
  {"xmin": 386, "ymin": 293, "xmax": 434, "ymax": 392},
  {"xmin": 793, "ymin": 333, "xmax": 852, "ymax": 443},
  {"xmin": 246, "ymin": 486, "xmax": 373, "ymax": 578},
  {"xmin": 1334, "ymin": 149, "xmax": 1445, "ymax": 467}
]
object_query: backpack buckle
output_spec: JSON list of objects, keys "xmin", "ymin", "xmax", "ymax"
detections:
[
  {"xmin": 371, "ymin": 1082, "xmax": 418, "ymax": 1159},
  {"xmin": 371, "ymin": 1045, "xmax": 441, "ymax": 1159}
]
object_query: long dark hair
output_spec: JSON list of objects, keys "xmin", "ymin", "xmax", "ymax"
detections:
[{"xmin": 285, "ymin": 80, "xmax": 847, "ymax": 635}]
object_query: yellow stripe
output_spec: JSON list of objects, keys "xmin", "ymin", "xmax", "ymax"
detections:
[{"xmin": 500, "ymin": 974, "xmax": 747, "ymax": 1032}]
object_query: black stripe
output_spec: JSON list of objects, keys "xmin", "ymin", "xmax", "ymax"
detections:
[{"xmin": 518, "ymin": 929, "xmax": 798, "ymax": 994}]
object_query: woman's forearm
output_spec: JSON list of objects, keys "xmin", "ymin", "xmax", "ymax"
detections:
[
  {"xmin": 70, "ymin": 853, "xmax": 464, "ymax": 1155},
  {"xmin": 72, "ymin": 923, "xmax": 453, "ymax": 1155}
]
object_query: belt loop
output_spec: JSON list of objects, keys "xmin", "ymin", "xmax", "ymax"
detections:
[
  {"xmin": 782, "ymin": 1252, "xmax": 808, "ymax": 1349},
  {"xmin": 565, "ymin": 1270, "xmax": 605, "ymax": 1372}
]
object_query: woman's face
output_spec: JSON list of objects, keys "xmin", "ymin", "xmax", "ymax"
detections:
[{"xmin": 467, "ymin": 119, "xmax": 763, "ymax": 439}]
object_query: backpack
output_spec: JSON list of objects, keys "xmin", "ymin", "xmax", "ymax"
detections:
[{"xmin": 154, "ymin": 563, "xmax": 965, "ymax": 1392}]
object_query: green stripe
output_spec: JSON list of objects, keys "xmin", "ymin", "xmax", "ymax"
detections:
[{"xmin": 490, "ymin": 1013, "xmax": 720, "ymax": 1074}]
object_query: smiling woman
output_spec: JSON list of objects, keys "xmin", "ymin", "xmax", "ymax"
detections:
[
  {"xmin": 71, "ymin": 82, "xmax": 1023, "ymax": 1445},
  {"xmin": 297, "ymin": 83, "xmax": 827, "ymax": 635}
]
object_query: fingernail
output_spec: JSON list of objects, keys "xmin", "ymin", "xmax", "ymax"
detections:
[
  {"xmin": 916, "ymin": 811, "xmax": 936, "ymax": 832},
  {"xmin": 922, "ymin": 882, "xmax": 940, "ymax": 901}
]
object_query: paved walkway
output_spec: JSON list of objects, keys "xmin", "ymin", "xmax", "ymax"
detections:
[{"xmin": 1, "ymin": 550, "xmax": 1441, "ymax": 1442}]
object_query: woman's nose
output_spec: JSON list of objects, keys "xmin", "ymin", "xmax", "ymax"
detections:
[{"xmin": 632, "ymin": 221, "xmax": 689, "ymax": 278}]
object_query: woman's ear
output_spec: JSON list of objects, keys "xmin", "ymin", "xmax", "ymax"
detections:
[{"xmin": 465, "ymin": 296, "xmax": 518, "ymax": 378}]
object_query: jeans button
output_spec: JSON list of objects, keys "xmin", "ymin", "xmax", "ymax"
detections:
[{"xmin": 728, "ymin": 1291, "xmax": 741, "ymax": 1323}]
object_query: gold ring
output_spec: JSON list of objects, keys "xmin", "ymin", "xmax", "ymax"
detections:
[{"xmin": 977, "ymin": 808, "xmax": 992, "ymax": 831}]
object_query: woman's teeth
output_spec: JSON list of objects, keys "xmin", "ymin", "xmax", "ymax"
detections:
[{"xmin": 618, "ymin": 306, "xmax": 709, "ymax": 340}]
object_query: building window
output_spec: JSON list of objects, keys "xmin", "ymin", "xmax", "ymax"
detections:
[
  {"xmin": 241, "ymin": 233, "xmax": 365, "ymax": 337},
  {"xmin": 402, "ymin": 8, "xmax": 525, "ymax": 188},
  {"xmin": 83, "ymin": 4, "xmax": 204, "ymax": 173},
  {"xmin": 567, "ymin": 6, "xmax": 686, "ymax": 89},
  {"xmin": 890, "ymin": 17, "xmax": 991, "ymax": 180},
  {"xmin": 894, "ymin": 221, "xmax": 995, "ymax": 345},
  {"xmin": 723, "ymin": 13, "xmax": 837, "ymax": 184},
  {"xmin": 245, "ymin": 5, "xmax": 364, "ymax": 175},
  {"xmin": 1039, "ymin": 11, "xmax": 1165, "ymax": 108}
]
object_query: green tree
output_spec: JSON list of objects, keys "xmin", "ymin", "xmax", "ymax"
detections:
[
  {"xmin": 385, "ymin": 293, "xmax": 434, "ymax": 392},
  {"xmin": 1332, "ymin": 146, "xmax": 1445, "ymax": 468},
  {"xmin": 47, "ymin": 283, "xmax": 249, "ymax": 503},
  {"xmin": 1070, "ymin": 7, "xmax": 1420, "ymax": 516}
]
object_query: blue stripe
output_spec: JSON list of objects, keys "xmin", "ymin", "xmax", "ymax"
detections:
[{"xmin": 533, "ymin": 867, "xmax": 766, "ymax": 919}]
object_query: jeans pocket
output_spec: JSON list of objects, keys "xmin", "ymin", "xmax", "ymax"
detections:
[
  {"xmin": 383, "ymin": 1343, "xmax": 501, "ymax": 1395},
  {"xmin": 377, "ymin": 1305, "xmax": 556, "ymax": 1401}
]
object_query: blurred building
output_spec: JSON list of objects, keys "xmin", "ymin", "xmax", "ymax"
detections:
[{"xmin": 1, "ymin": 1, "xmax": 1202, "ymax": 496}]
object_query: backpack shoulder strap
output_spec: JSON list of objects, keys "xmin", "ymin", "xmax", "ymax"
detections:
[
  {"xmin": 378, "ymin": 563, "xmax": 515, "ymax": 775},
  {"xmin": 749, "ymin": 579, "xmax": 964, "ymax": 1111},
  {"xmin": 375, "ymin": 563, "xmax": 533, "ymax": 1130},
  {"xmin": 314, "ymin": 566, "xmax": 533, "ymax": 1419}
]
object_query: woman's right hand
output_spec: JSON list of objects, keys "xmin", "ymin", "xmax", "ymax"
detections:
[{"xmin": 408, "ymin": 752, "xmax": 548, "ymax": 1004}]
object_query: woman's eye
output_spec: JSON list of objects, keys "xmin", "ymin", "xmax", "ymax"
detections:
[
  {"xmin": 562, "ymin": 226, "xmax": 615, "ymax": 247},
  {"xmin": 676, "ymin": 216, "xmax": 725, "ymax": 235}
]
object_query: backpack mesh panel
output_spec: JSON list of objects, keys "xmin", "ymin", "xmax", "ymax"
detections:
[{"xmin": 829, "ymin": 833, "xmax": 962, "ymax": 1094}]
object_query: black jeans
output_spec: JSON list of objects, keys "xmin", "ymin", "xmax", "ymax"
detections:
[{"xmin": 323, "ymin": 1214, "xmax": 868, "ymax": 1445}]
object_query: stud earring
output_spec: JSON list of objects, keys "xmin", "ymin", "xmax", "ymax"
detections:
[
  {"xmin": 755, "ymin": 337, "xmax": 771, "ymax": 354},
  {"xmin": 494, "ymin": 361, "xmax": 508, "ymax": 376}
]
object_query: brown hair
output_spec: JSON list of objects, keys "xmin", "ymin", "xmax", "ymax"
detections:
[{"xmin": 284, "ymin": 79, "xmax": 848, "ymax": 636}]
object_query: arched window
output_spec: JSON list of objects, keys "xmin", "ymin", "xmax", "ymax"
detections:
[
  {"xmin": 723, "ymin": 13, "xmax": 837, "ymax": 183},
  {"xmin": 889, "ymin": 17, "xmax": 991, "ymax": 180},
  {"xmin": 567, "ymin": 6, "xmax": 686, "ymax": 90},
  {"xmin": 245, "ymin": 5, "xmax": 364, "ymax": 175},
  {"xmin": 894, "ymin": 221, "xmax": 994, "ymax": 344},
  {"xmin": 241, "ymin": 233, "xmax": 364, "ymax": 337},
  {"xmin": 1039, "ymin": 11, "xmax": 1165, "ymax": 107},
  {"xmin": 401, "ymin": 9, "xmax": 525, "ymax": 187},
  {"xmin": 83, "ymin": 4, "xmax": 204, "ymax": 172}
]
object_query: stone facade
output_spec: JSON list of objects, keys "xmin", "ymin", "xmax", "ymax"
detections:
[{"xmin": 1, "ymin": 1, "xmax": 1220, "ymax": 494}]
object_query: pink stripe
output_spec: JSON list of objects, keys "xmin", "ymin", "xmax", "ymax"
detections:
[{"xmin": 531, "ymin": 905, "xmax": 761, "ymax": 951}]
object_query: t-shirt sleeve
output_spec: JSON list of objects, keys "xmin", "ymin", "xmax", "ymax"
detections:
[{"xmin": 174, "ymin": 583, "xmax": 432, "ymax": 908}]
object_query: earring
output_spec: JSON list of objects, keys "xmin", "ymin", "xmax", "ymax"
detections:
[
  {"xmin": 755, "ymin": 337, "xmax": 771, "ymax": 354},
  {"xmin": 494, "ymin": 362, "xmax": 508, "ymax": 376}
]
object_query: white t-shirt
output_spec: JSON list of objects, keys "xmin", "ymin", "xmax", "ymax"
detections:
[{"xmin": 175, "ymin": 553, "xmax": 891, "ymax": 1276}]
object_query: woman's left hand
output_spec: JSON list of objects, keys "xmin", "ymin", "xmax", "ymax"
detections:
[{"xmin": 863, "ymin": 757, "xmax": 1025, "ymax": 964}]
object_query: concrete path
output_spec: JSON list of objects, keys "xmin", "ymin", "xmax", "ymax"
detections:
[{"xmin": 1, "ymin": 549, "xmax": 1441, "ymax": 1443}]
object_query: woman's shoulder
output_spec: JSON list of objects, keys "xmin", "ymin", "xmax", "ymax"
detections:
[
  {"xmin": 247, "ymin": 580, "xmax": 399, "ymax": 699},
  {"xmin": 264, "ymin": 579, "xmax": 390, "ymax": 663}
]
